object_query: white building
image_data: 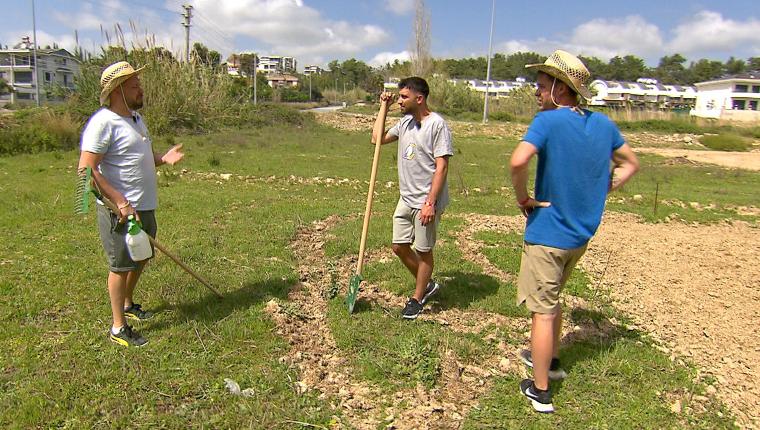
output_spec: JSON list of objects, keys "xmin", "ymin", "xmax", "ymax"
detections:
[
  {"xmin": 0, "ymin": 37, "xmax": 81, "ymax": 105},
  {"xmin": 303, "ymin": 65, "xmax": 323, "ymax": 75},
  {"xmin": 450, "ymin": 77, "xmax": 530, "ymax": 97},
  {"xmin": 589, "ymin": 78, "xmax": 696, "ymax": 109},
  {"xmin": 690, "ymin": 72, "xmax": 760, "ymax": 121},
  {"xmin": 266, "ymin": 73, "xmax": 299, "ymax": 88},
  {"xmin": 257, "ymin": 55, "xmax": 296, "ymax": 74}
]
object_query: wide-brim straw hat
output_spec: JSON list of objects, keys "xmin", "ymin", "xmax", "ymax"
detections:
[
  {"xmin": 99, "ymin": 61, "xmax": 146, "ymax": 106},
  {"xmin": 526, "ymin": 50, "xmax": 592, "ymax": 100}
]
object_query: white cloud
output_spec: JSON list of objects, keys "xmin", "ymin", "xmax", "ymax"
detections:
[
  {"xmin": 570, "ymin": 15, "xmax": 663, "ymax": 58},
  {"xmin": 669, "ymin": 11, "xmax": 760, "ymax": 54},
  {"xmin": 192, "ymin": 0, "xmax": 390, "ymax": 65},
  {"xmin": 497, "ymin": 15, "xmax": 663, "ymax": 60},
  {"xmin": 385, "ymin": 0, "xmax": 414, "ymax": 15},
  {"xmin": 369, "ymin": 50, "xmax": 410, "ymax": 66},
  {"xmin": 495, "ymin": 10, "xmax": 760, "ymax": 63}
]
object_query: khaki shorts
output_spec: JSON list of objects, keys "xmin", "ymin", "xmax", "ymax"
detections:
[
  {"xmin": 516, "ymin": 241, "xmax": 587, "ymax": 314},
  {"xmin": 97, "ymin": 204, "xmax": 157, "ymax": 273},
  {"xmin": 392, "ymin": 198, "xmax": 441, "ymax": 253}
]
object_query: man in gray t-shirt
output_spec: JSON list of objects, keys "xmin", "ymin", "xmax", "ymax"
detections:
[
  {"xmin": 78, "ymin": 61, "xmax": 185, "ymax": 347},
  {"xmin": 372, "ymin": 77, "xmax": 454, "ymax": 319}
]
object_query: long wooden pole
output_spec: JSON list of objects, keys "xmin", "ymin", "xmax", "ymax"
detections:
[{"xmin": 356, "ymin": 99, "xmax": 389, "ymax": 275}]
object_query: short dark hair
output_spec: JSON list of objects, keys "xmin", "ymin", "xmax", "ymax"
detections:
[{"xmin": 398, "ymin": 76, "xmax": 429, "ymax": 99}]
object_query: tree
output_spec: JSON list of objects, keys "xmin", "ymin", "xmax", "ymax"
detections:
[
  {"xmin": 748, "ymin": 57, "xmax": 760, "ymax": 71},
  {"xmin": 604, "ymin": 55, "xmax": 649, "ymax": 82},
  {"xmin": 688, "ymin": 59, "xmax": 724, "ymax": 83},
  {"xmin": 653, "ymin": 54, "xmax": 689, "ymax": 84},
  {"xmin": 579, "ymin": 55, "xmax": 608, "ymax": 80},
  {"xmin": 410, "ymin": 0, "xmax": 432, "ymax": 77},
  {"xmin": 724, "ymin": 56, "xmax": 746, "ymax": 75},
  {"xmin": 0, "ymin": 78, "xmax": 11, "ymax": 96},
  {"xmin": 191, "ymin": 42, "xmax": 221, "ymax": 68}
]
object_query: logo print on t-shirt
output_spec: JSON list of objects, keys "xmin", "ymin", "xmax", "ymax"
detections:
[{"xmin": 403, "ymin": 143, "xmax": 416, "ymax": 160}]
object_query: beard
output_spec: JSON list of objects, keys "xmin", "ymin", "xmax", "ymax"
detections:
[{"xmin": 129, "ymin": 98, "xmax": 143, "ymax": 110}]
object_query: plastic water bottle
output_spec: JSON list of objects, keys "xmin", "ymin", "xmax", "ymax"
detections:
[{"xmin": 125, "ymin": 215, "xmax": 152, "ymax": 261}]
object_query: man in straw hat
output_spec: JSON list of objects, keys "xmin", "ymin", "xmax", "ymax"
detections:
[
  {"xmin": 509, "ymin": 50, "xmax": 639, "ymax": 412},
  {"xmin": 78, "ymin": 61, "xmax": 185, "ymax": 347}
]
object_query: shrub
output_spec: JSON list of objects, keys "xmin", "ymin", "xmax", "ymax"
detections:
[
  {"xmin": 699, "ymin": 133, "xmax": 751, "ymax": 152},
  {"xmin": 0, "ymin": 108, "xmax": 82, "ymax": 155}
]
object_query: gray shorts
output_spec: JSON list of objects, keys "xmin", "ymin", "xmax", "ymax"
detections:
[
  {"xmin": 97, "ymin": 204, "xmax": 157, "ymax": 272},
  {"xmin": 392, "ymin": 198, "xmax": 441, "ymax": 253}
]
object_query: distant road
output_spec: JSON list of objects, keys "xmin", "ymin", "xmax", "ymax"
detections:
[
  {"xmin": 305, "ymin": 105, "xmax": 344, "ymax": 113},
  {"xmin": 635, "ymin": 147, "xmax": 760, "ymax": 171}
]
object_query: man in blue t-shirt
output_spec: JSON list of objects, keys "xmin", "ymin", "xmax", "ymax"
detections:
[{"xmin": 510, "ymin": 50, "xmax": 639, "ymax": 413}]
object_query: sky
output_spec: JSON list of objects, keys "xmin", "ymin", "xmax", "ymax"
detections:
[{"xmin": 2, "ymin": 0, "xmax": 759, "ymax": 71}]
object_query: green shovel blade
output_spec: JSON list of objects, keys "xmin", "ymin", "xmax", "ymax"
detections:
[{"xmin": 347, "ymin": 273, "xmax": 362, "ymax": 313}]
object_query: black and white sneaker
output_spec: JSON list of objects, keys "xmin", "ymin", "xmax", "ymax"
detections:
[
  {"xmin": 519, "ymin": 349, "xmax": 568, "ymax": 380},
  {"xmin": 420, "ymin": 280, "xmax": 441, "ymax": 305},
  {"xmin": 519, "ymin": 379, "xmax": 554, "ymax": 413},
  {"xmin": 401, "ymin": 298, "xmax": 423, "ymax": 319}
]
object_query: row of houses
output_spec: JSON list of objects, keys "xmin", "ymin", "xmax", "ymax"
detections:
[{"xmin": 394, "ymin": 74, "xmax": 759, "ymax": 121}]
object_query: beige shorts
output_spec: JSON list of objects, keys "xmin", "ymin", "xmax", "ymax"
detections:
[
  {"xmin": 516, "ymin": 242, "xmax": 587, "ymax": 314},
  {"xmin": 392, "ymin": 198, "xmax": 441, "ymax": 253}
]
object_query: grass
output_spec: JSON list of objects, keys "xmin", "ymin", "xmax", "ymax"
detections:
[
  {"xmin": 700, "ymin": 133, "xmax": 752, "ymax": 152},
  {"xmin": 0, "ymin": 121, "xmax": 753, "ymax": 428}
]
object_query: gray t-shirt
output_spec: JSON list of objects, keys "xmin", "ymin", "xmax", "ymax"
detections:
[
  {"xmin": 80, "ymin": 108, "xmax": 158, "ymax": 210},
  {"xmin": 388, "ymin": 112, "xmax": 454, "ymax": 210}
]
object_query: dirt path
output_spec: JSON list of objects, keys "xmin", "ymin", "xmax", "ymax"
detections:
[{"xmin": 635, "ymin": 147, "xmax": 760, "ymax": 171}]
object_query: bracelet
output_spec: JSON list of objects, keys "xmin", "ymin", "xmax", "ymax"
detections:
[
  {"xmin": 117, "ymin": 201, "xmax": 131, "ymax": 209},
  {"xmin": 518, "ymin": 196, "xmax": 531, "ymax": 206}
]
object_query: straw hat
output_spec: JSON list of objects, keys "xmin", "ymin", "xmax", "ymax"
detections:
[
  {"xmin": 526, "ymin": 50, "xmax": 592, "ymax": 100},
  {"xmin": 99, "ymin": 61, "xmax": 146, "ymax": 106}
]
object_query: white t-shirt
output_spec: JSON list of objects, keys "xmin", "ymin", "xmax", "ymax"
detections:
[
  {"xmin": 80, "ymin": 108, "xmax": 158, "ymax": 210},
  {"xmin": 388, "ymin": 112, "xmax": 454, "ymax": 210}
]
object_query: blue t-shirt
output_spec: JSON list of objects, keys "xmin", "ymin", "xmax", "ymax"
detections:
[{"xmin": 522, "ymin": 108, "xmax": 624, "ymax": 249}]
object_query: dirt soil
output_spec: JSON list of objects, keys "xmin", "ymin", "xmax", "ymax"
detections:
[
  {"xmin": 266, "ymin": 211, "xmax": 759, "ymax": 429},
  {"xmin": 302, "ymin": 112, "xmax": 760, "ymax": 428}
]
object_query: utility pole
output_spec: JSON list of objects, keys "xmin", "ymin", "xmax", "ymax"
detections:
[
  {"xmin": 182, "ymin": 4, "xmax": 193, "ymax": 63},
  {"xmin": 32, "ymin": 0, "xmax": 40, "ymax": 106},
  {"xmin": 482, "ymin": 0, "xmax": 495, "ymax": 124},
  {"xmin": 252, "ymin": 53, "xmax": 258, "ymax": 105},
  {"xmin": 308, "ymin": 73, "xmax": 312, "ymax": 102}
]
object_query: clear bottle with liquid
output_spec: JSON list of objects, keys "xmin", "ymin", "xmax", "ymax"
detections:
[{"xmin": 125, "ymin": 215, "xmax": 152, "ymax": 261}]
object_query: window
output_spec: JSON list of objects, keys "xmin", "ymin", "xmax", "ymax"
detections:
[
  {"xmin": 751, "ymin": 100, "xmax": 758, "ymax": 111},
  {"xmin": 14, "ymin": 71, "xmax": 33, "ymax": 83},
  {"xmin": 17, "ymin": 92, "xmax": 32, "ymax": 99},
  {"xmin": 734, "ymin": 84, "xmax": 749, "ymax": 92},
  {"xmin": 753, "ymin": 86, "xmax": 760, "ymax": 93},
  {"xmin": 45, "ymin": 72, "xmax": 52, "ymax": 82},
  {"xmin": 733, "ymin": 100, "xmax": 747, "ymax": 110}
]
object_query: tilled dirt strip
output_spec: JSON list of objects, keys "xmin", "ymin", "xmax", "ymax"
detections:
[
  {"xmin": 265, "ymin": 216, "xmax": 530, "ymax": 430},
  {"xmin": 584, "ymin": 212, "xmax": 760, "ymax": 429},
  {"xmin": 455, "ymin": 212, "xmax": 760, "ymax": 429}
]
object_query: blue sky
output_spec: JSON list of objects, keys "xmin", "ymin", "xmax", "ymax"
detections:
[{"xmin": 2, "ymin": 0, "xmax": 759, "ymax": 70}]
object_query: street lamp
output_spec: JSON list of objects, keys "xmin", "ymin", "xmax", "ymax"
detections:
[{"xmin": 482, "ymin": 0, "xmax": 495, "ymax": 124}]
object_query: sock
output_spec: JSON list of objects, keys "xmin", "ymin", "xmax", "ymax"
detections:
[{"xmin": 111, "ymin": 325, "xmax": 123, "ymax": 335}]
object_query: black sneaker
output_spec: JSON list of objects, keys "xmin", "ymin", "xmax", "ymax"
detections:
[
  {"xmin": 420, "ymin": 280, "xmax": 441, "ymax": 305},
  {"xmin": 124, "ymin": 303, "xmax": 154, "ymax": 321},
  {"xmin": 519, "ymin": 379, "xmax": 554, "ymax": 413},
  {"xmin": 109, "ymin": 325, "xmax": 148, "ymax": 347},
  {"xmin": 401, "ymin": 298, "xmax": 423, "ymax": 319},
  {"xmin": 519, "ymin": 349, "xmax": 567, "ymax": 380}
]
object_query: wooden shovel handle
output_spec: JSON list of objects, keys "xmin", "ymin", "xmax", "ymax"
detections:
[{"xmin": 356, "ymin": 100, "xmax": 389, "ymax": 275}]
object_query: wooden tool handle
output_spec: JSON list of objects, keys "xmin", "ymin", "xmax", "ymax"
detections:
[{"xmin": 356, "ymin": 100, "xmax": 389, "ymax": 275}]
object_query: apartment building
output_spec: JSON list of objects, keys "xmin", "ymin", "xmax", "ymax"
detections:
[
  {"xmin": 0, "ymin": 37, "xmax": 81, "ymax": 105},
  {"xmin": 690, "ymin": 72, "xmax": 760, "ymax": 121}
]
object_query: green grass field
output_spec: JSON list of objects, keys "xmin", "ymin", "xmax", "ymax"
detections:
[{"xmin": 0, "ymin": 119, "xmax": 752, "ymax": 428}]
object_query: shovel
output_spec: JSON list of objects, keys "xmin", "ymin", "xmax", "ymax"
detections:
[{"xmin": 347, "ymin": 96, "xmax": 391, "ymax": 313}]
